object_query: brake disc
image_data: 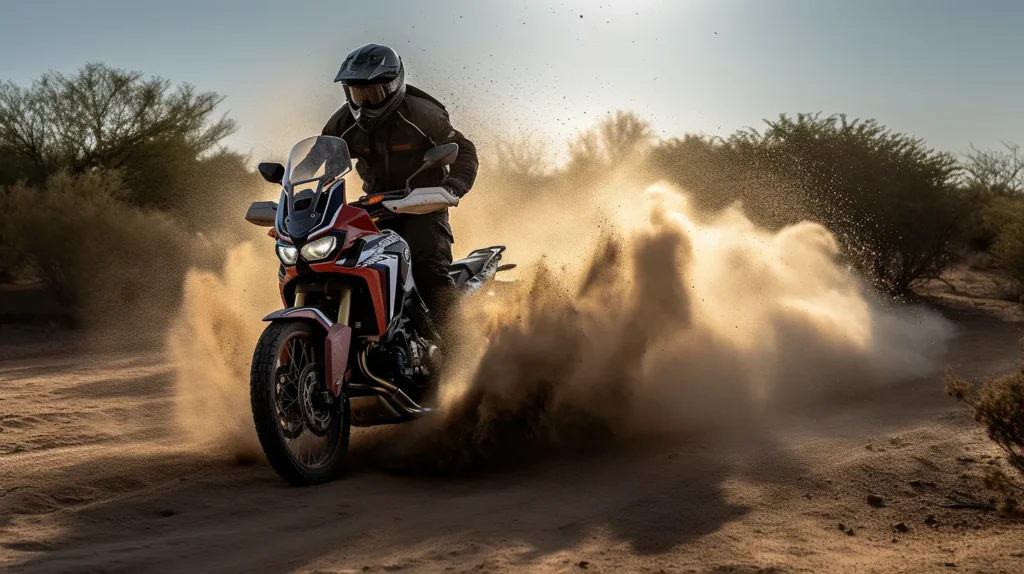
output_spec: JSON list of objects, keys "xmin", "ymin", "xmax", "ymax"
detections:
[{"xmin": 297, "ymin": 364, "xmax": 334, "ymax": 437}]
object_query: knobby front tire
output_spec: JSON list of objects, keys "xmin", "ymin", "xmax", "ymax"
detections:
[{"xmin": 250, "ymin": 321, "xmax": 350, "ymax": 486}]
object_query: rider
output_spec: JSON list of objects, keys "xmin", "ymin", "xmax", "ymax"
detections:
[{"xmin": 323, "ymin": 43, "xmax": 478, "ymax": 330}]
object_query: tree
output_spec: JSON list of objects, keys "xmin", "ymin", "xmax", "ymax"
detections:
[
  {"xmin": 962, "ymin": 142, "xmax": 1024, "ymax": 198},
  {"xmin": 598, "ymin": 111, "xmax": 654, "ymax": 161},
  {"xmin": 0, "ymin": 62, "xmax": 236, "ymax": 186},
  {"xmin": 568, "ymin": 111, "xmax": 654, "ymax": 170},
  {"xmin": 490, "ymin": 132, "xmax": 550, "ymax": 180}
]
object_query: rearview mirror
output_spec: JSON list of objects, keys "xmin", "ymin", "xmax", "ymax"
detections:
[
  {"xmin": 258, "ymin": 162, "xmax": 285, "ymax": 184},
  {"xmin": 245, "ymin": 201, "xmax": 278, "ymax": 227},
  {"xmin": 422, "ymin": 143, "xmax": 459, "ymax": 168}
]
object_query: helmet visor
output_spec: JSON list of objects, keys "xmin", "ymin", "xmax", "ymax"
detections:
[{"xmin": 347, "ymin": 84, "xmax": 389, "ymax": 108}]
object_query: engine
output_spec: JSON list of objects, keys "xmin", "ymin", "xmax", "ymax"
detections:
[{"xmin": 362, "ymin": 328, "xmax": 439, "ymax": 403}]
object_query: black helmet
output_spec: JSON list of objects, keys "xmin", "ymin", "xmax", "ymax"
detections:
[{"xmin": 334, "ymin": 44, "xmax": 406, "ymax": 130}]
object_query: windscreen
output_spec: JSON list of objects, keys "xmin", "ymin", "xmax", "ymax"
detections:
[
  {"xmin": 285, "ymin": 136, "xmax": 352, "ymax": 186},
  {"xmin": 280, "ymin": 136, "xmax": 352, "ymax": 239}
]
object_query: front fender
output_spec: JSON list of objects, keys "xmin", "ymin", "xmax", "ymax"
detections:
[
  {"xmin": 263, "ymin": 306, "xmax": 335, "ymax": 330},
  {"xmin": 263, "ymin": 307, "xmax": 351, "ymax": 397}
]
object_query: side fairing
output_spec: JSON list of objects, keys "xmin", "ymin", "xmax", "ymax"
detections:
[{"xmin": 341, "ymin": 230, "xmax": 412, "ymax": 330}]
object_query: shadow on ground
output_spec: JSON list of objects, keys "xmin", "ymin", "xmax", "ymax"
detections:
[{"xmin": 1, "ymin": 428, "xmax": 810, "ymax": 572}]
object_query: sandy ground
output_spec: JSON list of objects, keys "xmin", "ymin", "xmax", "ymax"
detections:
[{"xmin": 2, "ymin": 299, "xmax": 1024, "ymax": 573}]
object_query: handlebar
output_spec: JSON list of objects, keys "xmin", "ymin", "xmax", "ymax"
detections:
[{"xmin": 350, "ymin": 186, "xmax": 459, "ymax": 218}]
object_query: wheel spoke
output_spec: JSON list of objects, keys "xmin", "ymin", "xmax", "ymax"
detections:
[
  {"xmin": 271, "ymin": 331, "xmax": 337, "ymax": 470},
  {"xmin": 301, "ymin": 338, "xmax": 312, "ymax": 368}
]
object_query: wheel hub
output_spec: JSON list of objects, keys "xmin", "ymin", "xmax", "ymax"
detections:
[{"xmin": 298, "ymin": 364, "xmax": 334, "ymax": 436}]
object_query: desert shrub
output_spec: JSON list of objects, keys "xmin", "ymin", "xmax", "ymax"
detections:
[
  {"xmin": 987, "ymin": 199, "xmax": 1024, "ymax": 293},
  {"xmin": 955, "ymin": 194, "xmax": 1024, "ymax": 295},
  {"xmin": 993, "ymin": 221, "xmax": 1024, "ymax": 296},
  {"xmin": 0, "ymin": 170, "xmax": 214, "ymax": 329},
  {"xmin": 122, "ymin": 143, "xmax": 270, "ymax": 230},
  {"xmin": 957, "ymin": 189, "xmax": 1024, "ymax": 249},
  {"xmin": 946, "ymin": 347, "xmax": 1024, "ymax": 472},
  {"xmin": 650, "ymin": 133, "xmax": 807, "ymax": 229},
  {"xmin": 651, "ymin": 113, "xmax": 965, "ymax": 297}
]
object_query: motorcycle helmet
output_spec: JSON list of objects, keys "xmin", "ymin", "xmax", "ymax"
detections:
[{"xmin": 334, "ymin": 44, "xmax": 406, "ymax": 130}]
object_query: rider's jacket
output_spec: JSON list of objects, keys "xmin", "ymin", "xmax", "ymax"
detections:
[{"xmin": 321, "ymin": 85, "xmax": 478, "ymax": 197}]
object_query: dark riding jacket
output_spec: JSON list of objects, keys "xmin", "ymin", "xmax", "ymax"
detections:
[{"xmin": 321, "ymin": 86, "xmax": 478, "ymax": 197}]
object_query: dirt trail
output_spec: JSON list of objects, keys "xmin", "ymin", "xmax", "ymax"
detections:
[{"xmin": 1, "ymin": 308, "xmax": 1022, "ymax": 573}]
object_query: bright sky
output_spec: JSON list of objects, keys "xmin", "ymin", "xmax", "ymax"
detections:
[{"xmin": 3, "ymin": 0, "xmax": 1022, "ymax": 161}]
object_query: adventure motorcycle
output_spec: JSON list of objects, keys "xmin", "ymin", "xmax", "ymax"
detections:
[{"xmin": 244, "ymin": 135, "xmax": 511, "ymax": 485}]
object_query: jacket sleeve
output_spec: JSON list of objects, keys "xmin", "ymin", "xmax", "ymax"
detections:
[{"xmin": 412, "ymin": 102, "xmax": 478, "ymax": 197}]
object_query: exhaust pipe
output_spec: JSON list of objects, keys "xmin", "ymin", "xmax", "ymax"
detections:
[{"xmin": 351, "ymin": 350, "xmax": 432, "ymax": 421}]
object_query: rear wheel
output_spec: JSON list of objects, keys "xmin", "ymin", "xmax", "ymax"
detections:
[{"xmin": 250, "ymin": 321, "xmax": 350, "ymax": 485}]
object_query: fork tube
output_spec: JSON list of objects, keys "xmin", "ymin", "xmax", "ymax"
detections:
[{"xmin": 337, "ymin": 286, "xmax": 353, "ymax": 326}]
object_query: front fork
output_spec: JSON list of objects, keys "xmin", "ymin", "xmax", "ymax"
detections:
[
  {"xmin": 336, "ymin": 286, "xmax": 352, "ymax": 326},
  {"xmin": 291, "ymin": 286, "xmax": 354, "ymax": 396},
  {"xmin": 293, "ymin": 286, "xmax": 353, "ymax": 326}
]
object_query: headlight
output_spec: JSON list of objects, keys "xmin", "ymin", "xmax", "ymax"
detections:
[
  {"xmin": 276, "ymin": 244, "xmax": 298, "ymax": 265},
  {"xmin": 300, "ymin": 236, "xmax": 337, "ymax": 261}
]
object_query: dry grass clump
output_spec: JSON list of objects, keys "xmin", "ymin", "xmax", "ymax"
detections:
[{"xmin": 946, "ymin": 342, "xmax": 1024, "ymax": 515}]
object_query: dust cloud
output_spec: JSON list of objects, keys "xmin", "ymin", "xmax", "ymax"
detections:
[
  {"xmin": 352, "ymin": 177, "xmax": 952, "ymax": 472},
  {"xmin": 166, "ymin": 163, "xmax": 952, "ymax": 469},
  {"xmin": 167, "ymin": 243, "xmax": 279, "ymax": 460}
]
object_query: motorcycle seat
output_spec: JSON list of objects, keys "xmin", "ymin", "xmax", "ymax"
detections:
[{"xmin": 449, "ymin": 246, "xmax": 505, "ymax": 286}]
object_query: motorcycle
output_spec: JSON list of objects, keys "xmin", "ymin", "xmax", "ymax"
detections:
[{"xmin": 244, "ymin": 135, "xmax": 511, "ymax": 485}]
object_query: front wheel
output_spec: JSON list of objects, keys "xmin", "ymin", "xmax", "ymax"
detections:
[{"xmin": 250, "ymin": 321, "xmax": 350, "ymax": 485}]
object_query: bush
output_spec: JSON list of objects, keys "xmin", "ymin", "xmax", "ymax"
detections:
[
  {"xmin": 650, "ymin": 133, "xmax": 806, "ymax": 229},
  {"xmin": 989, "ymin": 203, "xmax": 1024, "ymax": 295},
  {"xmin": 121, "ymin": 143, "xmax": 270, "ymax": 230},
  {"xmin": 946, "ymin": 346, "xmax": 1024, "ymax": 473},
  {"xmin": 651, "ymin": 113, "xmax": 965, "ymax": 297},
  {"xmin": 0, "ymin": 170, "xmax": 214, "ymax": 329},
  {"xmin": 956, "ymin": 194, "xmax": 1024, "ymax": 295}
]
